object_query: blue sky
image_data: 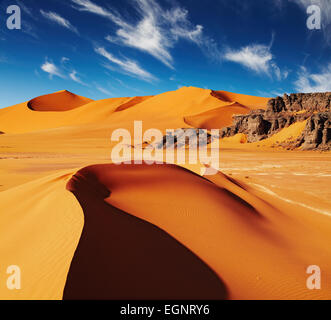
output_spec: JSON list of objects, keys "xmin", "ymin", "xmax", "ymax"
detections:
[{"xmin": 0, "ymin": 0, "xmax": 330, "ymax": 108}]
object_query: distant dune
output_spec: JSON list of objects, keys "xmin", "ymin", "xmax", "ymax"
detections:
[
  {"xmin": 185, "ymin": 102, "xmax": 251, "ymax": 130},
  {"xmin": 211, "ymin": 90, "xmax": 270, "ymax": 109},
  {"xmin": 28, "ymin": 90, "xmax": 93, "ymax": 112}
]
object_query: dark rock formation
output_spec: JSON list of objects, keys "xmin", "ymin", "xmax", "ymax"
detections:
[
  {"xmin": 144, "ymin": 129, "xmax": 216, "ymax": 150},
  {"xmin": 221, "ymin": 92, "xmax": 331, "ymax": 150},
  {"xmin": 295, "ymin": 113, "xmax": 331, "ymax": 150}
]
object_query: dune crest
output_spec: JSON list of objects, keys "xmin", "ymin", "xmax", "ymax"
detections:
[
  {"xmin": 212, "ymin": 90, "xmax": 270, "ymax": 109},
  {"xmin": 185, "ymin": 102, "xmax": 251, "ymax": 130},
  {"xmin": 64, "ymin": 165, "xmax": 227, "ymax": 300},
  {"xmin": 115, "ymin": 96, "xmax": 153, "ymax": 112},
  {"xmin": 28, "ymin": 90, "xmax": 93, "ymax": 112}
]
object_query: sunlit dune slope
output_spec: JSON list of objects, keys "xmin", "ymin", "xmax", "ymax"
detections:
[
  {"xmin": 115, "ymin": 96, "xmax": 153, "ymax": 112},
  {"xmin": 185, "ymin": 102, "xmax": 250, "ymax": 130},
  {"xmin": 0, "ymin": 171, "xmax": 83, "ymax": 300},
  {"xmin": 28, "ymin": 90, "xmax": 93, "ymax": 112},
  {"xmin": 220, "ymin": 121, "xmax": 308, "ymax": 149},
  {"xmin": 212, "ymin": 90, "xmax": 270, "ymax": 109},
  {"xmin": 252, "ymin": 121, "xmax": 308, "ymax": 148}
]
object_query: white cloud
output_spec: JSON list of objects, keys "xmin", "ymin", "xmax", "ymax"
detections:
[
  {"xmin": 95, "ymin": 47, "xmax": 156, "ymax": 82},
  {"xmin": 72, "ymin": 0, "xmax": 208, "ymax": 68},
  {"xmin": 71, "ymin": 0, "xmax": 122, "ymax": 22},
  {"xmin": 40, "ymin": 10, "xmax": 78, "ymax": 34},
  {"xmin": 96, "ymin": 86, "xmax": 112, "ymax": 96},
  {"xmin": 69, "ymin": 70, "xmax": 88, "ymax": 86},
  {"xmin": 224, "ymin": 43, "xmax": 287, "ymax": 80},
  {"xmin": 294, "ymin": 63, "xmax": 331, "ymax": 93},
  {"xmin": 291, "ymin": 0, "xmax": 331, "ymax": 44},
  {"xmin": 41, "ymin": 61, "xmax": 65, "ymax": 79},
  {"xmin": 225, "ymin": 44, "xmax": 273, "ymax": 74},
  {"xmin": 61, "ymin": 57, "xmax": 70, "ymax": 64}
]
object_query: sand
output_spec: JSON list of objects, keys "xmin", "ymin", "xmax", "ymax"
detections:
[{"xmin": 0, "ymin": 87, "xmax": 330, "ymax": 300}]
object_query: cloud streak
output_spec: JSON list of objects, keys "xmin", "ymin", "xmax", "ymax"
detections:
[
  {"xmin": 224, "ymin": 39, "xmax": 287, "ymax": 80},
  {"xmin": 41, "ymin": 60, "xmax": 65, "ymax": 79},
  {"xmin": 294, "ymin": 63, "xmax": 331, "ymax": 93},
  {"xmin": 69, "ymin": 70, "xmax": 88, "ymax": 86},
  {"xmin": 72, "ymin": 0, "xmax": 209, "ymax": 69},
  {"xmin": 40, "ymin": 10, "xmax": 78, "ymax": 34},
  {"xmin": 95, "ymin": 47, "xmax": 156, "ymax": 82}
]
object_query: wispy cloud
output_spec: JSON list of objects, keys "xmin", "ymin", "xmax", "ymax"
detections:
[
  {"xmin": 61, "ymin": 57, "xmax": 70, "ymax": 64},
  {"xmin": 96, "ymin": 86, "xmax": 113, "ymax": 96},
  {"xmin": 41, "ymin": 60, "xmax": 65, "ymax": 79},
  {"xmin": 69, "ymin": 70, "xmax": 88, "ymax": 86},
  {"xmin": 72, "ymin": 0, "xmax": 211, "ymax": 69},
  {"xmin": 41, "ymin": 57, "xmax": 90, "ymax": 87},
  {"xmin": 294, "ymin": 63, "xmax": 331, "ymax": 93},
  {"xmin": 224, "ymin": 40, "xmax": 287, "ymax": 80},
  {"xmin": 71, "ymin": 0, "xmax": 121, "ymax": 21},
  {"xmin": 40, "ymin": 10, "xmax": 78, "ymax": 34},
  {"xmin": 95, "ymin": 47, "xmax": 156, "ymax": 82},
  {"xmin": 225, "ymin": 44, "xmax": 273, "ymax": 74}
]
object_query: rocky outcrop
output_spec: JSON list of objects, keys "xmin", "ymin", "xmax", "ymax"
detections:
[
  {"xmin": 294, "ymin": 113, "xmax": 331, "ymax": 150},
  {"xmin": 145, "ymin": 129, "xmax": 216, "ymax": 150},
  {"xmin": 221, "ymin": 92, "xmax": 331, "ymax": 150}
]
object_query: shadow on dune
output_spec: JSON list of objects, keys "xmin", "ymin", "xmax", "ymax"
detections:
[
  {"xmin": 27, "ymin": 90, "xmax": 92, "ymax": 112},
  {"xmin": 115, "ymin": 96, "xmax": 153, "ymax": 112},
  {"xmin": 63, "ymin": 168, "xmax": 228, "ymax": 300}
]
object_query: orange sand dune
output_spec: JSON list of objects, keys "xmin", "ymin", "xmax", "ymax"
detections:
[
  {"xmin": 185, "ymin": 102, "xmax": 250, "ymax": 130},
  {"xmin": 0, "ymin": 87, "xmax": 269, "ymax": 135},
  {"xmin": 212, "ymin": 90, "xmax": 270, "ymax": 109},
  {"xmin": 115, "ymin": 96, "xmax": 153, "ymax": 112},
  {"xmin": 64, "ymin": 166, "xmax": 227, "ymax": 300},
  {"xmin": 27, "ymin": 90, "xmax": 93, "ymax": 112},
  {"xmin": 0, "ymin": 94, "xmax": 148, "ymax": 134}
]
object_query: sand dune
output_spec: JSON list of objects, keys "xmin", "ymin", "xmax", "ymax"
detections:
[
  {"xmin": 115, "ymin": 96, "xmax": 153, "ymax": 112},
  {"xmin": 64, "ymin": 165, "xmax": 227, "ymax": 300},
  {"xmin": 0, "ymin": 171, "xmax": 83, "ymax": 300},
  {"xmin": 212, "ymin": 90, "xmax": 270, "ymax": 109},
  {"xmin": 0, "ymin": 94, "xmax": 146, "ymax": 134},
  {"xmin": 0, "ymin": 87, "xmax": 330, "ymax": 300},
  {"xmin": 28, "ymin": 90, "xmax": 93, "ymax": 112},
  {"xmin": 185, "ymin": 102, "xmax": 250, "ymax": 130}
]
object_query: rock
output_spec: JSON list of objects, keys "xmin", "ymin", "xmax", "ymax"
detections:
[
  {"xmin": 151, "ymin": 128, "xmax": 214, "ymax": 150},
  {"xmin": 301, "ymin": 113, "xmax": 331, "ymax": 150},
  {"xmin": 221, "ymin": 92, "xmax": 331, "ymax": 151}
]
